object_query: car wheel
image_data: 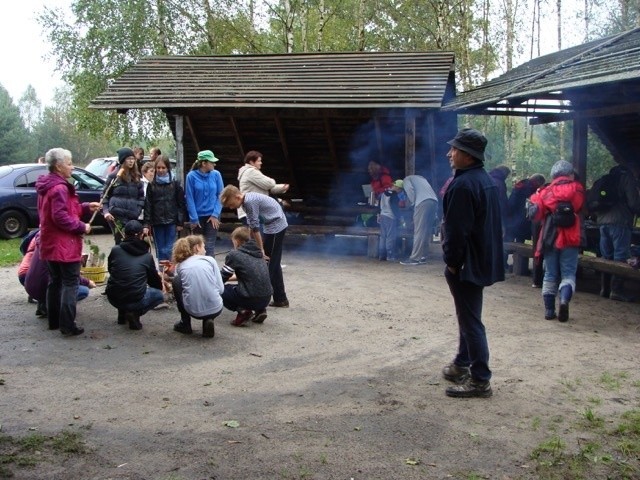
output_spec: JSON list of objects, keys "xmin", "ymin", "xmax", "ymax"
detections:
[{"xmin": 0, "ymin": 209, "xmax": 28, "ymax": 239}]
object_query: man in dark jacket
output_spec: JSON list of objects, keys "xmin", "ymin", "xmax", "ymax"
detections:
[
  {"xmin": 106, "ymin": 220, "xmax": 164, "ymax": 330},
  {"xmin": 441, "ymin": 128, "xmax": 505, "ymax": 398},
  {"xmin": 595, "ymin": 163, "xmax": 640, "ymax": 301}
]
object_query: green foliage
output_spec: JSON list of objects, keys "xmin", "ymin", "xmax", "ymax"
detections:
[
  {"xmin": 0, "ymin": 239, "xmax": 23, "ymax": 267},
  {"xmin": 0, "ymin": 86, "xmax": 35, "ymax": 164}
]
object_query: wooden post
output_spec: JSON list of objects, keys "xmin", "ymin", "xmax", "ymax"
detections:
[
  {"xmin": 175, "ymin": 115, "xmax": 185, "ymax": 185},
  {"xmin": 405, "ymin": 111, "xmax": 416, "ymax": 176},
  {"xmin": 572, "ymin": 117, "xmax": 587, "ymax": 185}
]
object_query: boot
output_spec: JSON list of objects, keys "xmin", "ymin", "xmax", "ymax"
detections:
[
  {"xmin": 610, "ymin": 276, "xmax": 633, "ymax": 302},
  {"xmin": 173, "ymin": 316, "xmax": 193, "ymax": 334},
  {"xmin": 35, "ymin": 301, "xmax": 47, "ymax": 318},
  {"xmin": 117, "ymin": 309, "xmax": 127, "ymax": 325},
  {"xmin": 126, "ymin": 312, "xmax": 142, "ymax": 330},
  {"xmin": 558, "ymin": 285, "xmax": 572, "ymax": 323},
  {"xmin": 202, "ymin": 316, "xmax": 216, "ymax": 338},
  {"xmin": 599, "ymin": 273, "xmax": 611, "ymax": 298},
  {"xmin": 543, "ymin": 294, "xmax": 556, "ymax": 320}
]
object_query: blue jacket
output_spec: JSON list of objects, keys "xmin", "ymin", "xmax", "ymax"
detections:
[
  {"xmin": 442, "ymin": 163, "xmax": 505, "ymax": 287},
  {"xmin": 185, "ymin": 169, "xmax": 224, "ymax": 223}
]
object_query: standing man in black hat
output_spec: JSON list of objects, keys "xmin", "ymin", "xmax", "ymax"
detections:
[{"xmin": 440, "ymin": 128, "xmax": 505, "ymax": 398}]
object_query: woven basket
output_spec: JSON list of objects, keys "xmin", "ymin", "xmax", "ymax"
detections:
[{"xmin": 81, "ymin": 266, "xmax": 108, "ymax": 284}]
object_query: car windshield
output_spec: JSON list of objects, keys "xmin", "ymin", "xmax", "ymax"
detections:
[
  {"xmin": 71, "ymin": 170, "xmax": 103, "ymax": 190},
  {"xmin": 85, "ymin": 158, "xmax": 117, "ymax": 178}
]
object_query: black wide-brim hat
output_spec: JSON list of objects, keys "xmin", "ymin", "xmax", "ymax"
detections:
[{"xmin": 447, "ymin": 128, "xmax": 488, "ymax": 162}]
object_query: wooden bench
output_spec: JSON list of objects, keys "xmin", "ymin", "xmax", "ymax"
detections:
[
  {"xmin": 218, "ymin": 222, "xmax": 414, "ymax": 258},
  {"xmin": 504, "ymin": 242, "xmax": 640, "ymax": 282}
]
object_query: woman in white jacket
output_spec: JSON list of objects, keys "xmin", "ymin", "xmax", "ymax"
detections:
[{"xmin": 237, "ymin": 150, "xmax": 289, "ymax": 221}]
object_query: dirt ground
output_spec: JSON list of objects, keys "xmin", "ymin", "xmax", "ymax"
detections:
[{"xmin": 0, "ymin": 231, "xmax": 639, "ymax": 480}]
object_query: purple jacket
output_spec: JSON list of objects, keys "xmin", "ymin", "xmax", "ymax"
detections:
[
  {"xmin": 24, "ymin": 233, "xmax": 90, "ymax": 301},
  {"xmin": 36, "ymin": 172, "xmax": 90, "ymax": 262}
]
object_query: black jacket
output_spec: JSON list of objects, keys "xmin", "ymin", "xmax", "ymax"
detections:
[
  {"xmin": 220, "ymin": 239, "xmax": 273, "ymax": 299},
  {"xmin": 103, "ymin": 173, "xmax": 144, "ymax": 223},
  {"xmin": 442, "ymin": 163, "xmax": 505, "ymax": 287},
  {"xmin": 106, "ymin": 238, "xmax": 161, "ymax": 307},
  {"xmin": 143, "ymin": 179, "xmax": 186, "ymax": 227}
]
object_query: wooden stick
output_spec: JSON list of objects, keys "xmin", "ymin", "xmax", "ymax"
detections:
[{"xmin": 88, "ymin": 168, "xmax": 125, "ymax": 225}]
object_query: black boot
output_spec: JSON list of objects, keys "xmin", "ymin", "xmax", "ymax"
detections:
[
  {"xmin": 173, "ymin": 316, "xmax": 193, "ymax": 334},
  {"xmin": 117, "ymin": 309, "xmax": 127, "ymax": 325},
  {"xmin": 35, "ymin": 301, "xmax": 47, "ymax": 318},
  {"xmin": 599, "ymin": 273, "xmax": 611, "ymax": 298},
  {"xmin": 126, "ymin": 312, "xmax": 142, "ymax": 330},
  {"xmin": 558, "ymin": 285, "xmax": 572, "ymax": 323},
  {"xmin": 543, "ymin": 294, "xmax": 556, "ymax": 320},
  {"xmin": 610, "ymin": 276, "xmax": 633, "ymax": 302}
]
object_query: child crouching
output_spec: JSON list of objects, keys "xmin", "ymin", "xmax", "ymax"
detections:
[
  {"xmin": 171, "ymin": 235, "xmax": 224, "ymax": 338},
  {"xmin": 221, "ymin": 227, "xmax": 273, "ymax": 326}
]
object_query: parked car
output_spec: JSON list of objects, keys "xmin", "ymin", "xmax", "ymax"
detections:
[{"xmin": 0, "ymin": 164, "xmax": 108, "ymax": 239}]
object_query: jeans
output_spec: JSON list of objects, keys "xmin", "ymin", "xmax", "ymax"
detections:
[
  {"xmin": 599, "ymin": 224, "xmax": 631, "ymax": 262},
  {"xmin": 264, "ymin": 228, "xmax": 287, "ymax": 303},
  {"xmin": 46, "ymin": 261, "xmax": 81, "ymax": 331},
  {"xmin": 77, "ymin": 285, "xmax": 90, "ymax": 301},
  {"xmin": 445, "ymin": 267, "xmax": 491, "ymax": 382},
  {"xmin": 119, "ymin": 287, "xmax": 164, "ymax": 316},
  {"xmin": 199, "ymin": 217, "xmax": 218, "ymax": 257},
  {"xmin": 152, "ymin": 224, "xmax": 177, "ymax": 261},
  {"xmin": 222, "ymin": 284, "xmax": 270, "ymax": 313},
  {"xmin": 542, "ymin": 247, "xmax": 579, "ymax": 296},
  {"xmin": 379, "ymin": 215, "xmax": 397, "ymax": 259}
]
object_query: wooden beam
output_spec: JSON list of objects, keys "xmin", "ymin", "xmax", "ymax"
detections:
[
  {"xmin": 174, "ymin": 115, "xmax": 185, "ymax": 185},
  {"xmin": 572, "ymin": 117, "xmax": 588, "ymax": 185},
  {"xmin": 405, "ymin": 112, "xmax": 416, "ymax": 176},
  {"xmin": 229, "ymin": 116, "xmax": 245, "ymax": 158},
  {"xmin": 184, "ymin": 115, "xmax": 200, "ymax": 152},
  {"xmin": 530, "ymin": 101, "xmax": 640, "ymax": 125}
]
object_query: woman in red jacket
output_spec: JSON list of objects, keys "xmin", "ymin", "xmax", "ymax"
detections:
[
  {"xmin": 35, "ymin": 148, "xmax": 100, "ymax": 336},
  {"xmin": 529, "ymin": 160, "xmax": 585, "ymax": 323}
]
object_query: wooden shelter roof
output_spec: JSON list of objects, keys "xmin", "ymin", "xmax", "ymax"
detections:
[
  {"xmin": 91, "ymin": 52, "xmax": 458, "ymax": 210},
  {"xmin": 92, "ymin": 51, "xmax": 455, "ymax": 110}
]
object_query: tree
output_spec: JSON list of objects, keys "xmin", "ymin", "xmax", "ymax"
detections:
[
  {"xmin": 0, "ymin": 85, "xmax": 34, "ymax": 164},
  {"xmin": 18, "ymin": 85, "xmax": 42, "ymax": 133}
]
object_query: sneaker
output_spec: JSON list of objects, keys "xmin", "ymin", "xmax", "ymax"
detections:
[
  {"xmin": 269, "ymin": 300, "xmax": 289, "ymax": 308},
  {"xmin": 60, "ymin": 326, "xmax": 84, "ymax": 336},
  {"xmin": 153, "ymin": 302, "xmax": 170, "ymax": 310},
  {"xmin": 202, "ymin": 317, "xmax": 216, "ymax": 337},
  {"xmin": 446, "ymin": 378, "xmax": 492, "ymax": 398},
  {"xmin": 610, "ymin": 292, "xmax": 634, "ymax": 302},
  {"xmin": 558, "ymin": 302, "xmax": 569, "ymax": 323},
  {"xmin": 386, "ymin": 257, "xmax": 397, "ymax": 262},
  {"xmin": 173, "ymin": 320, "xmax": 193, "ymax": 334},
  {"xmin": 442, "ymin": 363, "xmax": 471, "ymax": 383},
  {"xmin": 418, "ymin": 257, "xmax": 428, "ymax": 264},
  {"xmin": 35, "ymin": 305, "xmax": 47, "ymax": 318},
  {"xmin": 251, "ymin": 309, "xmax": 268, "ymax": 324},
  {"xmin": 400, "ymin": 258, "xmax": 421, "ymax": 266},
  {"xmin": 231, "ymin": 310, "xmax": 252, "ymax": 327}
]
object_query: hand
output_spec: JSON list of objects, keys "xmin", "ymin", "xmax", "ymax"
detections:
[
  {"xmin": 104, "ymin": 213, "xmax": 114, "ymax": 222},
  {"xmin": 176, "ymin": 225, "xmax": 183, "ymax": 232},
  {"xmin": 190, "ymin": 222, "xmax": 200, "ymax": 230},
  {"xmin": 262, "ymin": 251, "xmax": 270, "ymax": 261},
  {"xmin": 208, "ymin": 217, "xmax": 220, "ymax": 229},
  {"xmin": 88, "ymin": 202, "xmax": 101, "ymax": 212},
  {"xmin": 88, "ymin": 280, "xmax": 96, "ymax": 288},
  {"xmin": 84, "ymin": 223, "xmax": 91, "ymax": 234},
  {"xmin": 143, "ymin": 227, "xmax": 150, "ymax": 236},
  {"xmin": 283, "ymin": 184, "xmax": 290, "ymax": 192},
  {"xmin": 447, "ymin": 266, "xmax": 457, "ymax": 274}
]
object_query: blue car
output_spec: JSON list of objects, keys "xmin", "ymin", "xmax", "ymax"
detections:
[{"xmin": 0, "ymin": 163, "xmax": 107, "ymax": 239}]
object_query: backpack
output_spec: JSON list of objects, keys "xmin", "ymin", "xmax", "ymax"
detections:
[
  {"xmin": 19, "ymin": 229, "xmax": 39, "ymax": 256},
  {"xmin": 587, "ymin": 171, "xmax": 621, "ymax": 213},
  {"xmin": 551, "ymin": 201, "xmax": 576, "ymax": 228}
]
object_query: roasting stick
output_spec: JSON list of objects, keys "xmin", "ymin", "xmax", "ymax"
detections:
[{"xmin": 88, "ymin": 167, "xmax": 125, "ymax": 226}]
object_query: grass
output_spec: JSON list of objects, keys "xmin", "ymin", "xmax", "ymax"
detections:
[
  {"xmin": 0, "ymin": 238, "xmax": 23, "ymax": 267},
  {"xmin": 0, "ymin": 430, "xmax": 88, "ymax": 477},
  {"xmin": 530, "ymin": 374, "xmax": 640, "ymax": 479}
]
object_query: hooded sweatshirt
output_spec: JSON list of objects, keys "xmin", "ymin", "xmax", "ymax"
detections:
[
  {"xmin": 185, "ymin": 168, "xmax": 224, "ymax": 223},
  {"xmin": 36, "ymin": 172, "xmax": 90, "ymax": 262},
  {"xmin": 106, "ymin": 237, "xmax": 161, "ymax": 306},
  {"xmin": 221, "ymin": 239, "xmax": 273, "ymax": 299}
]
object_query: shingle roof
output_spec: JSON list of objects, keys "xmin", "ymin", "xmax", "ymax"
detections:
[
  {"xmin": 444, "ymin": 27, "xmax": 640, "ymax": 114},
  {"xmin": 91, "ymin": 51, "xmax": 455, "ymax": 110}
]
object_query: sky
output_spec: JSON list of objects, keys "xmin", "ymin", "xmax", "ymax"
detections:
[
  {"xmin": 0, "ymin": 0, "xmax": 69, "ymax": 106},
  {"xmin": 0, "ymin": 0, "xmax": 608, "ymax": 108}
]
